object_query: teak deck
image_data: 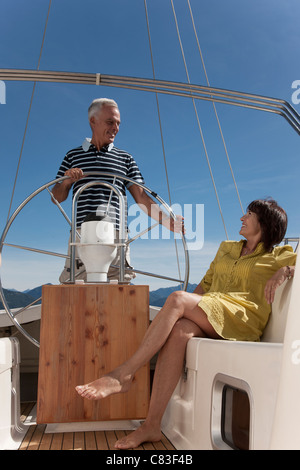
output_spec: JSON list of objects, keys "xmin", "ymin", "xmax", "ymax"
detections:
[{"xmin": 19, "ymin": 403, "xmax": 175, "ymax": 451}]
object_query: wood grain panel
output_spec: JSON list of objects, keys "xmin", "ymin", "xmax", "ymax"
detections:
[{"xmin": 37, "ymin": 285, "xmax": 149, "ymax": 423}]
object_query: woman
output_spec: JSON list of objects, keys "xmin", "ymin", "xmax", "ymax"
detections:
[{"xmin": 76, "ymin": 198, "xmax": 297, "ymax": 449}]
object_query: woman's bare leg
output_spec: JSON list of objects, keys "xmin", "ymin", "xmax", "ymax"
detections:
[
  {"xmin": 75, "ymin": 291, "xmax": 220, "ymax": 400},
  {"xmin": 114, "ymin": 318, "xmax": 204, "ymax": 449}
]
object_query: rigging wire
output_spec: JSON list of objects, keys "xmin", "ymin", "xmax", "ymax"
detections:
[
  {"xmin": 144, "ymin": 0, "xmax": 172, "ymax": 208},
  {"xmin": 170, "ymin": 0, "xmax": 228, "ymax": 239},
  {"xmin": 144, "ymin": 0, "xmax": 182, "ymax": 284},
  {"xmin": 6, "ymin": 0, "xmax": 52, "ymax": 223},
  {"xmin": 187, "ymin": 0, "xmax": 244, "ymax": 215}
]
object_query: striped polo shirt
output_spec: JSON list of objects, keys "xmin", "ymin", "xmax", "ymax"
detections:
[{"xmin": 56, "ymin": 138, "xmax": 145, "ymax": 229}]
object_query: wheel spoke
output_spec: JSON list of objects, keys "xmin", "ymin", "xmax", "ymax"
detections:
[
  {"xmin": 126, "ymin": 211, "xmax": 174, "ymax": 245},
  {"xmin": 47, "ymin": 187, "xmax": 81, "ymax": 239},
  {"xmin": 12, "ymin": 297, "xmax": 42, "ymax": 318},
  {"xmin": 3, "ymin": 242, "xmax": 68, "ymax": 259},
  {"xmin": 127, "ymin": 221, "xmax": 160, "ymax": 244},
  {"xmin": 127, "ymin": 266, "xmax": 185, "ymax": 284}
]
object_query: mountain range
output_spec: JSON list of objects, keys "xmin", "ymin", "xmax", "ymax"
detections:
[{"xmin": 0, "ymin": 283, "xmax": 198, "ymax": 309}]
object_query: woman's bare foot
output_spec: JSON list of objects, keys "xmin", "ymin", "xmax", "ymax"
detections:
[
  {"xmin": 114, "ymin": 422, "xmax": 162, "ymax": 449},
  {"xmin": 75, "ymin": 368, "xmax": 133, "ymax": 400}
]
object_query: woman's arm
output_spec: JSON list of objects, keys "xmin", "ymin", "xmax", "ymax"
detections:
[
  {"xmin": 193, "ymin": 283, "xmax": 206, "ymax": 296},
  {"xmin": 264, "ymin": 265, "xmax": 295, "ymax": 304}
]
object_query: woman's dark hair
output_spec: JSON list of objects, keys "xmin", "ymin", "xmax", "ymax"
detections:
[{"xmin": 247, "ymin": 198, "xmax": 287, "ymax": 252}]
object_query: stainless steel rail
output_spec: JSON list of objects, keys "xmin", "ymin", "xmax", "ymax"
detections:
[
  {"xmin": 1, "ymin": 69, "xmax": 300, "ymax": 134},
  {"xmin": 70, "ymin": 180, "xmax": 126, "ymax": 283}
]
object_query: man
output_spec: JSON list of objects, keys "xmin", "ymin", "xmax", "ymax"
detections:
[{"xmin": 52, "ymin": 98, "xmax": 183, "ymax": 282}]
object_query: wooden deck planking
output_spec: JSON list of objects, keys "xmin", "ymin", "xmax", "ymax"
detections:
[{"xmin": 19, "ymin": 403, "xmax": 175, "ymax": 451}]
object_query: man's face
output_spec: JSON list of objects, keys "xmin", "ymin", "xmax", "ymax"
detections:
[{"xmin": 90, "ymin": 105, "xmax": 121, "ymax": 146}]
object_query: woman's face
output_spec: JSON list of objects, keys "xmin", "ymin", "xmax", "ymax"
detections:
[{"xmin": 239, "ymin": 210, "xmax": 262, "ymax": 240}]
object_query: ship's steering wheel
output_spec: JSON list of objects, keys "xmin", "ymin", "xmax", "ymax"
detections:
[{"xmin": 0, "ymin": 173, "xmax": 189, "ymax": 347}]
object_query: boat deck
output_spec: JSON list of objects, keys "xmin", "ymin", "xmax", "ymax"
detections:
[{"xmin": 19, "ymin": 403, "xmax": 175, "ymax": 451}]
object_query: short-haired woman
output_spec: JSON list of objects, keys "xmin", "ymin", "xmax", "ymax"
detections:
[{"xmin": 76, "ymin": 199, "xmax": 297, "ymax": 449}]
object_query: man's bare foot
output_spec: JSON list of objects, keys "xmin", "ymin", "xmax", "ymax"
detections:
[
  {"xmin": 75, "ymin": 368, "xmax": 133, "ymax": 400},
  {"xmin": 114, "ymin": 422, "xmax": 162, "ymax": 449}
]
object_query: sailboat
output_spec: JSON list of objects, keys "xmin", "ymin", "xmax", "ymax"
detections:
[{"xmin": 0, "ymin": 0, "xmax": 300, "ymax": 450}]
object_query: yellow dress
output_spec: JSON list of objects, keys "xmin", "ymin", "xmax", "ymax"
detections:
[{"xmin": 198, "ymin": 240, "xmax": 297, "ymax": 341}]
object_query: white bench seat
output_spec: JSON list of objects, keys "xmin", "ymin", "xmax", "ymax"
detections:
[{"xmin": 161, "ymin": 279, "xmax": 293, "ymax": 450}]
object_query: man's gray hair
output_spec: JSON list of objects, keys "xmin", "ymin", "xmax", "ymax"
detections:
[{"xmin": 88, "ymin": 98, "xmax": 119, "ymax": 121}]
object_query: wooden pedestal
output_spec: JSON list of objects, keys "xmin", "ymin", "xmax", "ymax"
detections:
[{"xmin": 37, "ymin": 284, "xmax": 149, "ymax": 424}]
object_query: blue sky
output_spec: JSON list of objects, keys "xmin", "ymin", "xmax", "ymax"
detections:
[{"xmin": 0, "ymin": 0, "xmax": 300, "ymax": 291}]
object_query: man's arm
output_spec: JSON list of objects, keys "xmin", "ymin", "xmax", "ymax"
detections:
[
  {"xmin": 129, "ymin": 184, "xmax": 184, "ymax": 233},
  {"xmin": 51, "ymin": 168, "xmax": 84, "ymax": 203}
]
